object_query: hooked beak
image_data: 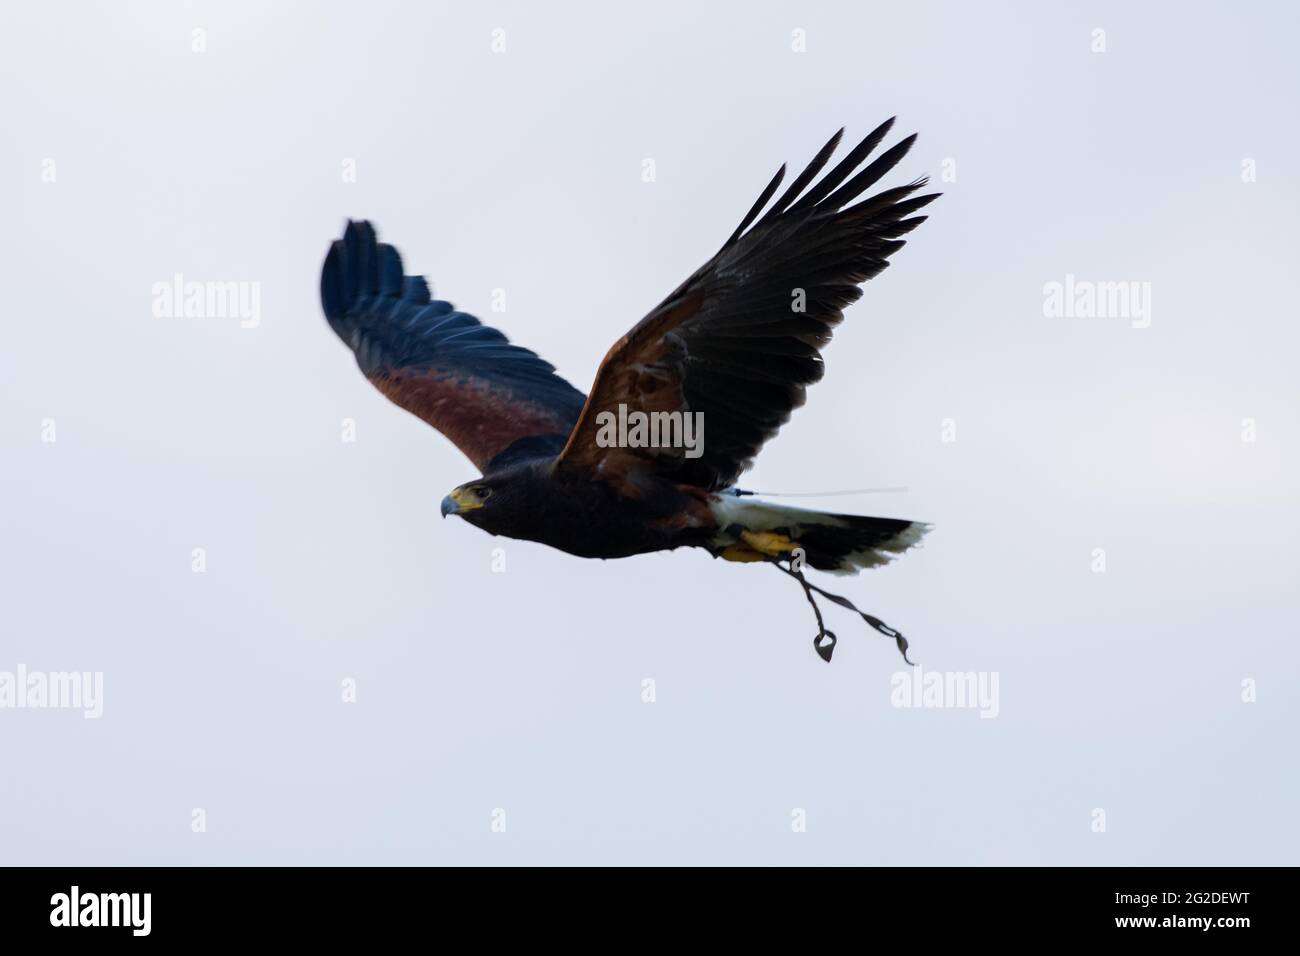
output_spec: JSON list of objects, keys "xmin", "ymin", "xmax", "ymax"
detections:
[{"xmin": 441, "ymin": 487, "xmax": 483, "ymax": 519}]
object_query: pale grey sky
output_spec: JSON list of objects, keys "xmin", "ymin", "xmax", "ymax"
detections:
[{"xmin": 2, "ymin": 0, "xmax": 1297, "ymax": 864}]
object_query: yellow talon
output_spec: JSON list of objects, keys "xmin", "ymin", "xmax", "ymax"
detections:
[
  {"xmin": 720, "ymin": 544, "xmax": 767, "ymax": 563},
  {"xmin": 739, "ymin": 531, "xmax": 797, "ymax": 557}
]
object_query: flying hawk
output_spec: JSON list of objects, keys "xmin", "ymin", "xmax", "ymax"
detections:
[{"xmin": 321, "ymin": 118, "xmax": 938, "ymax": 662}]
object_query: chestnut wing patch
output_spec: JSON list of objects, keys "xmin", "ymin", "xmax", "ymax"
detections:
[
  {"xmin": 558, "ymin": 119, "xmax": 939, "ymax": 492},
  {"xmin": 322, "ymin": 221, "xmax": 586, "ymax": 472}
]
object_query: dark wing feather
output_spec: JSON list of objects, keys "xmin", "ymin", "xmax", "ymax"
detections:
[
  {"xmin": 321, "ymin": 221, "xmax": 586, "ymax": 473},
  {"xmin": 557, "ymin": 121, "xmax": 939, "ymax": 492}
]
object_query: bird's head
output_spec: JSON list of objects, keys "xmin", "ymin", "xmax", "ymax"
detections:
[
  {"xmin": 440, "ymin": 479, "xmax": 499, "ymax": 525},
  {"xmin": 440, "ymin": 464, "xmax": 551, "ymax": 536}
]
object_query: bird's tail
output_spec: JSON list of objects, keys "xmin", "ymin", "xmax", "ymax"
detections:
[{"xmin": 708, "ymin": 496, "xmax": 928, "ymax": 575}]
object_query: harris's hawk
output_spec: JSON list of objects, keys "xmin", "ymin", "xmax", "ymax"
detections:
[{"xmin": 320, "ymin": 118, "xmax": 938, "ymax": 662}]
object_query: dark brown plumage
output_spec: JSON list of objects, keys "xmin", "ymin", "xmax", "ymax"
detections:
[{"xmin": 321, "ymin": 119, "xmax": 939, "ymax": 662}]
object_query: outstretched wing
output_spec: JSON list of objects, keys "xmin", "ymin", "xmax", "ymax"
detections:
[
  {"xmin": 321, "ymin": 221, "xmax": 587, "ymax": 472},
  {"xmin": 557, "ymin": 118, "xmax": 938, "ymax": 492}
]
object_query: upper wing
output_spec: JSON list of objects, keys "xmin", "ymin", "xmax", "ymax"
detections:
[
  {"xmin": 556, "ymin": 119, "xmax": 938, "ymax": 492},
  {"xmin": 321, "ymin": 221, "xmax": 587, "ymax": 472}
]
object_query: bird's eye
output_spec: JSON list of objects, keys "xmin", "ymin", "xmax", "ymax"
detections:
[{"xmin": 478, "ymin": 487, "xmax": 492, "ymax": 499}]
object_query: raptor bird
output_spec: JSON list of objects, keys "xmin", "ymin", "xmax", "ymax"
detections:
[{"xmin": 320, "ymin": 118, "xmax": 938, "ymax": 662}]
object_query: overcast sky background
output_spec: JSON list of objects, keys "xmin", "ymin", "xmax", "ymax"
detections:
[{"xmin": 2, "ymin": 0, "xmax": 1297, "ymax": 865}]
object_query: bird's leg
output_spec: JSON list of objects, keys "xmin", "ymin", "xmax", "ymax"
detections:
[{"xmin": 771, "ymin": 560, "xmax": 915, "ymax": 665}]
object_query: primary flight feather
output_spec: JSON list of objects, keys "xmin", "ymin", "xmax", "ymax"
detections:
[{"xmin": 320, "ymin": 118, "xmax": 939, "ymax": 662}]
